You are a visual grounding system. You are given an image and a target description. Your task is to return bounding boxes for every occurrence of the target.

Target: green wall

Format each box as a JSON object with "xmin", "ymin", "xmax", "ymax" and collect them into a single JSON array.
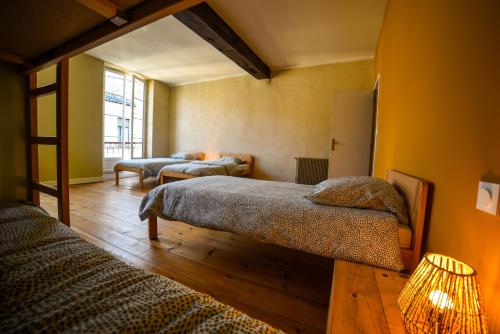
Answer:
[
  {"xmin": 0, "ymin": 61, "xmax": 27, "ymax": 201},
  {"xmin": 37, "ymin": 54, "xmax": 104, "ymax": 183}
]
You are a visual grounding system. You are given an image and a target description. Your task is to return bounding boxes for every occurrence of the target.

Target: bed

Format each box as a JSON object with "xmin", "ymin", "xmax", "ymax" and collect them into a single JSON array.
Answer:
[
  {"xmin": 0, "ymin": 204, "xmax": 280, "ymax": 333},
  {"xmin": 139, "ymin": 170, "xmax": 429, "ymax": 272},
  {"xmin": 114, "ymin": 153, "xmax": 203, "ymax": 188},
  {"xmin": 159, "ymin": 153, "xmax": 253, "ymax": 184}
]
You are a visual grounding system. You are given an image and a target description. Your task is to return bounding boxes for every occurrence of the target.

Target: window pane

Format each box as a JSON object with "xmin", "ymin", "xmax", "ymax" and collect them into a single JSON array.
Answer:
[
  {"xmin": 132, "ymin": 78, "xmax": 145, "ymax": 158},
  {"xmin": 134, "ymin": 79, "xmax": 144, "ymax": 101},
  {"xmin": 105, "ymin": 71, "xmax": 124, "ymax": 96},
  {"xmin": 104, "ymin": 71, "xmax": 124, "ymax": 159}
]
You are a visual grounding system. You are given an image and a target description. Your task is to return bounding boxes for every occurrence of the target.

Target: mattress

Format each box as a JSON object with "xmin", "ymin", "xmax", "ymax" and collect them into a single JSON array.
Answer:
[
  {"xmin": 0, "ymin": 205, "xmax": 280, "ymax": 333},
  {"xmin": 398, "ymin": 223, "xmax": 412, "ymax": 248}
]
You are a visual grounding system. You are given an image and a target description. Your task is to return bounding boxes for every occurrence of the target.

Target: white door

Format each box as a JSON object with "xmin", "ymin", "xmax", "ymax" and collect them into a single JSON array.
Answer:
[{"xmin": 328, "ymin": 91, "xmax": 374, "ymax": 178}]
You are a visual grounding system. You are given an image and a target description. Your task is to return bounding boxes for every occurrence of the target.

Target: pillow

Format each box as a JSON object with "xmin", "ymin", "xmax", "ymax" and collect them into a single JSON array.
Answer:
[
  {"xmin": 192, "ymin": 157, "xmax": 244, "ymax": 166},
  {"xmin": 169, "ymin": 152, "xmax": 203, "ymax": 160},
  {"xmin": 305, "ymin": 176, "xmax": 409, "ymax": 224},
  {"xmin": 220, "ymin": 156, "xmax": 244, "ymax": 165}
]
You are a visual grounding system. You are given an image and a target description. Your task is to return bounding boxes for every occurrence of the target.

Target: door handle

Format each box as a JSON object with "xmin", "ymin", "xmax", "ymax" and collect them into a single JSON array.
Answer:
[{"xmin": 331, "ymin": 138, "xmax": 339, "ymax": 151}]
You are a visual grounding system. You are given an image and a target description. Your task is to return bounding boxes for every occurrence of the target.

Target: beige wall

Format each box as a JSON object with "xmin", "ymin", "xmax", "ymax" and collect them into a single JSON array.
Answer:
[
  {"xmin": 375, "ymin": 0, "xmax": 500, "ymax": 329},
  {"xmin": 146, "ymin": 80, "xmax": 170, "ymax": 158},
  {"xmin": 0, "ymin": 61, "xmax": 27, "ymax": 201},
  {"xmin": 169, "ymin": 60, "xmax": 374, "ymax": 181},
  {"xmin": 38, "ymin": 54, "xmax": 104, "ymax": 183}
]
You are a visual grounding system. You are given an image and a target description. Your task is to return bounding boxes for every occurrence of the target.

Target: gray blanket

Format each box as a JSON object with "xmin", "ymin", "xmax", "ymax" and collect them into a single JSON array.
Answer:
[
  {"xmin": 0, "ymin": 205, "xmax": 280, "ymax": 333},
  {"xmin": 139, "ymin": 176, "xmax": 404, "ymax": 271},
  {"xmin": 115, "ymin": 158, "xmax": 190, "ymax": 177}
]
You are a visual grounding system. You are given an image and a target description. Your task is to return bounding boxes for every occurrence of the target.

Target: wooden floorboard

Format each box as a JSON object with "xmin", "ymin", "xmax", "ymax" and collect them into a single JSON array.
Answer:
[{"xmin": 40, "ymin": 176, "xmax": 333, "ymax": 334}]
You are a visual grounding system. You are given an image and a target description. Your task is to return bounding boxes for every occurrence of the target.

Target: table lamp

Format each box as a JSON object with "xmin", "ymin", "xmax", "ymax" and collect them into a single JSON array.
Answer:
[{"xmin": 398, "ymin": 253, "xmax": 488, "ymax": 333}]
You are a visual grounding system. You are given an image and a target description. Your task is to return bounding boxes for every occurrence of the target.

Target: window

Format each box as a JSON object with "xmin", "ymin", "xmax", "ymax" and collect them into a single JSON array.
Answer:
[{"xmin": 103, "ymin": 69, "xmax": 145, "ymax": 160}]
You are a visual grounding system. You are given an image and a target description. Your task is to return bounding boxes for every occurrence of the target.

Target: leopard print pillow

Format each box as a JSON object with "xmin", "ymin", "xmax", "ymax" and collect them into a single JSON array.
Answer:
[{"xmin": 305, "ymin": 176, "xmax": 409, "ymax": 225}]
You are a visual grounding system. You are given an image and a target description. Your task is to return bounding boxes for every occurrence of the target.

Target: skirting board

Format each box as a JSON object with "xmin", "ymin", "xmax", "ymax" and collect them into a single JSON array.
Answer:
[{"xmin": 41, "ymin": 176, "xmax": 103, "ymax": 187}]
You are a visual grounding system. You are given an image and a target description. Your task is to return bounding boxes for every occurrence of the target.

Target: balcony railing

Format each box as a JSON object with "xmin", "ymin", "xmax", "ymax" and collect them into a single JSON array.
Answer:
[{"xmin": 104, "ymin": 141, "xmax": 143, "ymax": 159}]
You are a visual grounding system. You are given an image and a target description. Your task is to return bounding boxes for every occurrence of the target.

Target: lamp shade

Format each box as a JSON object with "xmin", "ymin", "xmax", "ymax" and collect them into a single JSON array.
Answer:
[{"xmin": 398, "ymin": 253, "xmax": 488, "ymax": 333}]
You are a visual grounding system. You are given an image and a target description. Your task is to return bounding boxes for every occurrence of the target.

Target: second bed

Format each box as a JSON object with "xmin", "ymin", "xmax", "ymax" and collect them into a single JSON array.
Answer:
[{"xmin": 158, "ymin": 153, "xmax": 253, "ymax": 184}]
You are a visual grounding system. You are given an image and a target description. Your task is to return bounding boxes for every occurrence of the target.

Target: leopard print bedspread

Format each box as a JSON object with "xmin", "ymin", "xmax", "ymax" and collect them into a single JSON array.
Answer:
[
  {"xmin": 0, "ymin": 205, "xmax": 281, "ymax": 333},
  {"xmin": 139, "ymin": 176, "xmax": 404, "ymax": 271}
]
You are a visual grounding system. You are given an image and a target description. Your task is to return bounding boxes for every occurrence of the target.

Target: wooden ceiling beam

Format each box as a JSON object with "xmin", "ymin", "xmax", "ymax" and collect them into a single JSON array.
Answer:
[
  {"xmin": 0, "ymin": 50, "xmax": 30, "ymax": 66},
  {"xmin": 77, "ymin": 0, "xmax": 119, "ymax": 19},
  {"xmin": 25, "ymin": 0, "xmax": 202, "ymax": 74},
  {"xmin": 174, "ymin": 2, "xmax": 270, "ymax": 80},
  {"xmin": 77, "ymin": 0, "xmax": 128, "ymax": 27}
]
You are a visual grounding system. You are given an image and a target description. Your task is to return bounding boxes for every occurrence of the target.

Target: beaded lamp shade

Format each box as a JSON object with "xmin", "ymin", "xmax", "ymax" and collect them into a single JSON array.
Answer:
[{"xmin": 398, "ymin": 253, "xmax": 488, "ymax": 333}]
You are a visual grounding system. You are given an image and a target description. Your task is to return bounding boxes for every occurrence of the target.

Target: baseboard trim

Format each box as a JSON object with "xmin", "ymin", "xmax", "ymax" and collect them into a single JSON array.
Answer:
[{"xmin": 41, "ymin": 176, "xmax": 103, "ymax": 186}]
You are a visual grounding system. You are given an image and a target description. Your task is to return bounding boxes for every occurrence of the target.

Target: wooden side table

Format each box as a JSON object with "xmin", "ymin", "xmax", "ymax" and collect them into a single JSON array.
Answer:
[{"xmin": 327, "ymin": 260, "xmax": 410, "ymax": 333}]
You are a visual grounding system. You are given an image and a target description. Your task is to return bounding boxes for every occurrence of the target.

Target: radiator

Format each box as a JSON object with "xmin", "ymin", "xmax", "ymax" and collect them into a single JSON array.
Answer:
[{"xmin": 294, "ymin": 157, "xmax": 329, "ymax": 185}]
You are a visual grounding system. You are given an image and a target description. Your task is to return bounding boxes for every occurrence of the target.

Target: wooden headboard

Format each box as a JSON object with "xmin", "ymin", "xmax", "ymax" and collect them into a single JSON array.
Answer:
[
  {"xmin": 220, "ymin": 153, "xmax": 253, "ymax": 169},
  {"xmin": 387, "ymin": 170, "xmax": 429, "ymax": 271}
]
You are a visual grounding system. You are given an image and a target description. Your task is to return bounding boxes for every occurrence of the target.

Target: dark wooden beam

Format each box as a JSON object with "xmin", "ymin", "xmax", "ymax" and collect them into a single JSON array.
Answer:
[
  {"xmin": 77, "ymin": 0, "xmax": 129, "ymax": 27},
  {"xmin": 30, "ymin": 136, "xmax": 58, "ymax": 145},
  {"xmin": 26, "ymin": 74, "xmax": 40, "ymax": 205},
  {"xmin": 0, "ymin": 50, "xmax": 29, "ymax": 66},
  {"xmin": 56, "ymin": 59, "xmax": 70, "ymax": 226},
  {"xmin": 77, "ymin": 0, "xmax": 119, "ymax": 19},
  {"xmin": 31, "ymin": 182, "xmax": 58, "ymax": 198},
  {"xmin": 25, "ymin": 0, "xmax": 202, "ymax": 74},
  {"xmin": 174, "ymin": 2, "xmax": 270, "ymax": 79},
  {"xmin": 28, "ymin": 83, "xmax": 57, "ymax": 98}
]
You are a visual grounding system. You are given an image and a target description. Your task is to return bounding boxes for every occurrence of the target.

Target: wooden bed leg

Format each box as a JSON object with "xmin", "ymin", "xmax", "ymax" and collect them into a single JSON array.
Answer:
[
  {"xmin": 115, "ymin": 170, "xmax": 119, "ymax": 186},
  {"xmin": 139, "ymin": 174, "xmax": 144, "ymax": 189},
  {"xmin": 148, "ymin": 215, "xmax": 158, "ymax": 240}
]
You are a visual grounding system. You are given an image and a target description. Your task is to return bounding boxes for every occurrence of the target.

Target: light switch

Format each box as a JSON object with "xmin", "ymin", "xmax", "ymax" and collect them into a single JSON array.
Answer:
[{"xmin": 476, "ymin": 181, "xmax": 499, "ymax": 215}]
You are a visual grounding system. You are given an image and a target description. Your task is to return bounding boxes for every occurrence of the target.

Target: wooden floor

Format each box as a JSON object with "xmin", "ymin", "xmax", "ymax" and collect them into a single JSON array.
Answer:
[{"xmin": 40, "ymin": 176, "xmax": 334, "ymax": 334}]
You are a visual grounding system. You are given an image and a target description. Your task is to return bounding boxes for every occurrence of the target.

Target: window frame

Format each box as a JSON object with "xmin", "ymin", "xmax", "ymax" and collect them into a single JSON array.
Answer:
[{"xmin": 103, "ymin": 67, "xmax": 146, "ymax": 161}]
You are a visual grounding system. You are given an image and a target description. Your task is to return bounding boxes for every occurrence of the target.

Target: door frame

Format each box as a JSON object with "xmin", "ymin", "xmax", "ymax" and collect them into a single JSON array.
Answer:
[{"xmin": 369, "ymin": 74, "xmax": 381, "ymax": 176}]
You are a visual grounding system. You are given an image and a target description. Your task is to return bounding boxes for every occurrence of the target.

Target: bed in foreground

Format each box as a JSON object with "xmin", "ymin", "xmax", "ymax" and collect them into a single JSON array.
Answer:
[
  {"xmin": 0, "ymin": 205, "xmax": 280, "ymax": 333},
  {"xmin": 140, "ymin": 170, "xmax": 429, "ymax": 272}
]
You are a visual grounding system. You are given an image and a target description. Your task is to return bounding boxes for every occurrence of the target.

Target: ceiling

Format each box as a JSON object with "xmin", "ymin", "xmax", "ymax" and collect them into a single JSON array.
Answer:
[
  {"xmin": 87, "ymin": 16, "xmax": 246, "ymax": 86},
  {"xmin": 207, "ymin": 0, "xmax": 388, "ymax": 69},
  {"xmin": 87, "ymin": 0, "xmax": 387, "ymax": 86}
]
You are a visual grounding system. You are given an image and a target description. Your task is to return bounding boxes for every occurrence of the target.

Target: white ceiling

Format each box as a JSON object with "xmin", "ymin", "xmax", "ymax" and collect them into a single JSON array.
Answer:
[{"xmin": 86, "ymin": 0, "xmax": 387, "ymax": 86}]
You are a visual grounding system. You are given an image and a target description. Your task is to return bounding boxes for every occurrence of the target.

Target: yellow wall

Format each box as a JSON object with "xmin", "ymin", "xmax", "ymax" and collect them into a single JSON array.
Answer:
[
  {"xmin": 0, "ymin": 62, "xmax": 27, "ymax": 201},
  {"xmin": 146, "ymin": 80, "xmax": 170, "ymax": 158},
  {"xmin": 38, "ymin": 54, "xmax": 104, "ymax": 183},
  {"xmin": 169, "ymin": 60, "xmax": 374, "ymax": 181},
  {"xmin": 375, "ymin": 0, "xmax": 500, "ymax": 329}
]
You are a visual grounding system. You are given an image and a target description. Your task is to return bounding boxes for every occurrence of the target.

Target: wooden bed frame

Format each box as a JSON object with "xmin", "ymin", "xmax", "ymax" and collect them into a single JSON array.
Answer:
[
  {"xmin": 387, "ymin": 170, "xmax": 429, "ymax": 271},
  {"xmin": 115, "ymin": 165, "xmax": 145, "ymax": 189},
  {"xmin": 148, "ymin": 169, "xmax": 429, "ymax": 272},
  {"xmin": 159, "ymin": 153, "xmax": 253, "ymax": 184}
]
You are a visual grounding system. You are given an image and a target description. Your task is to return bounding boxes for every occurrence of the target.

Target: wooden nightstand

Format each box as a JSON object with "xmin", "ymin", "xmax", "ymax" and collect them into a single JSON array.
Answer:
[{"xmin": 327, "ymin": 260, "xmax": 410, "ymax": 333}]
